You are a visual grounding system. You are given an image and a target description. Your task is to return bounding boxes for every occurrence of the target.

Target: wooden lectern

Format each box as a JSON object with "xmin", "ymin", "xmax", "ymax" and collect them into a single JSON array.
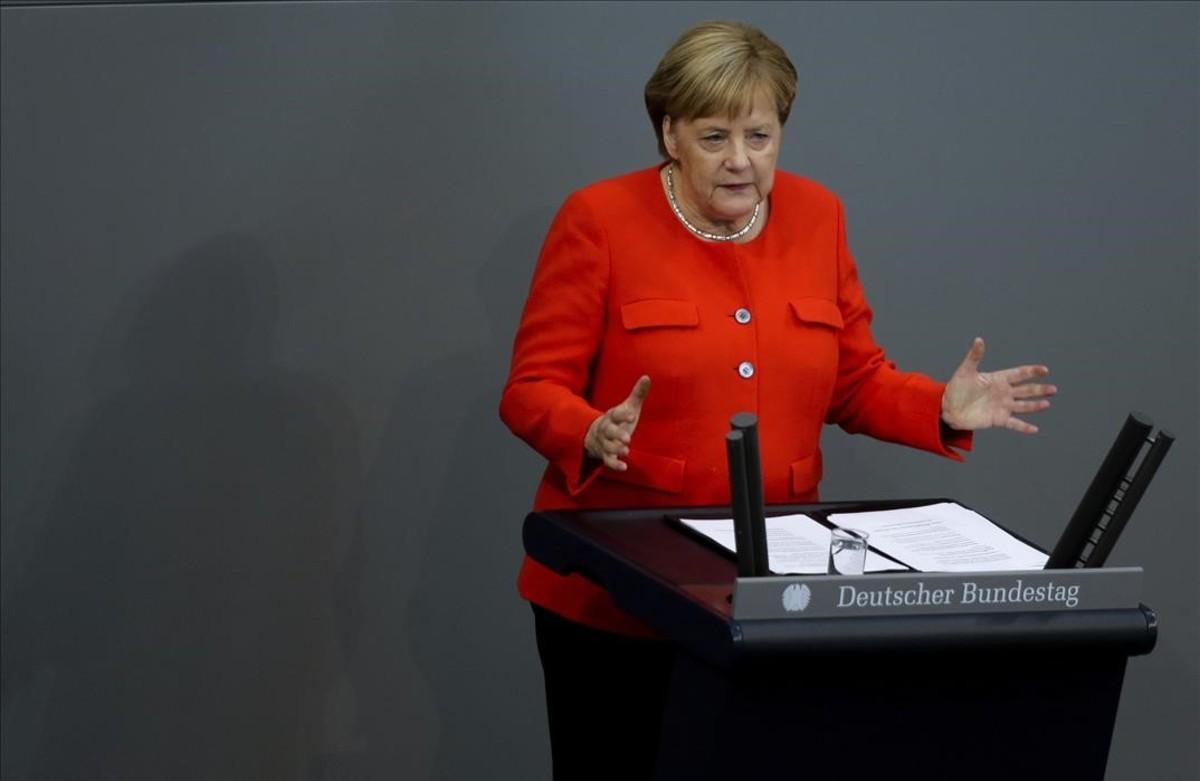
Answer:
[{"xmin": 523, "ymin": 413, "xmax": 1168, "ymax": 779}]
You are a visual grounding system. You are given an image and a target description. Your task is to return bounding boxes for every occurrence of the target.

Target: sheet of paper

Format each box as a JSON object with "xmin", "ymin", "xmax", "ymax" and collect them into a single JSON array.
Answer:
[
  {"xmin": 679, "ymin": 513, "xmax": 905, "ymax": 575},
  {"xmin": 827, "ymin": 502, "xmax": 1048, "ymax": 573}
]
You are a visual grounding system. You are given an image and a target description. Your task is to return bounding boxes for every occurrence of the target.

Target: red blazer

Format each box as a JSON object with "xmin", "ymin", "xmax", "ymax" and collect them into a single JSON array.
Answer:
[{"xmin": 500, "ymin": 166, "xmax": 971, "ymax": 635}]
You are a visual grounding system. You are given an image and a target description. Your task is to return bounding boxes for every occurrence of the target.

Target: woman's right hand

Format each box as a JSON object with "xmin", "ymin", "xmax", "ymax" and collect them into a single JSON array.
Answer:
[{"xmin": 584, "ymin": 375, "xmax": 651, "ymax": 471}]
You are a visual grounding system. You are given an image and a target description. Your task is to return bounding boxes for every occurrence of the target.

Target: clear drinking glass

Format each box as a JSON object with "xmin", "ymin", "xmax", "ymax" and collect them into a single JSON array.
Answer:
[{"xmin": 828, "ymin": 527, "xmax": 869, "ymax": 575}]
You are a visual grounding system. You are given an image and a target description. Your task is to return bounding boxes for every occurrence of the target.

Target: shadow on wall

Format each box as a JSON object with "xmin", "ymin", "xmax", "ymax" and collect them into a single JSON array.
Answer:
[
  {"xmin": 353, "ymin": 210, "xmax": 551, "ymax": 781},
  {"xmin": 1, "ymin": 235, "xmax": 363, "ymax": 781}
]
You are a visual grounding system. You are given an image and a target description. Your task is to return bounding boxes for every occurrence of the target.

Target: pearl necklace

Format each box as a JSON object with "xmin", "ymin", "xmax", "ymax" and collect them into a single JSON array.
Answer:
[{"xmin": 665, "ymin": 164, "xmax": 761, "ymax": 242}]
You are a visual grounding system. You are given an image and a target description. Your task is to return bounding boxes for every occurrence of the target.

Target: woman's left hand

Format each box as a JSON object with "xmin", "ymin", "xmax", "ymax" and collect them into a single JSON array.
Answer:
[{"xmin": 941, "ymin": 337, "xmax": 1057, "ymax": 434}]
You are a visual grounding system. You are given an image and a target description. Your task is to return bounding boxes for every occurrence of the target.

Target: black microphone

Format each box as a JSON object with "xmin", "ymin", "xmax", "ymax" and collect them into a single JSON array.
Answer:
[
  {"xmin": 730, "ymin": 412, "xmax": 769, "ymax": 576},
  {"xmin": 725, "ymin": 431, "xmax": 758, "ymax": 577}
]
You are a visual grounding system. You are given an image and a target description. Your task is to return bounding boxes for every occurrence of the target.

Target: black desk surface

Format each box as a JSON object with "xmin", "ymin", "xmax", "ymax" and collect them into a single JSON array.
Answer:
[{"xmin": 524, "ymin": 499, "xmax": 1157, "ymax": 668}]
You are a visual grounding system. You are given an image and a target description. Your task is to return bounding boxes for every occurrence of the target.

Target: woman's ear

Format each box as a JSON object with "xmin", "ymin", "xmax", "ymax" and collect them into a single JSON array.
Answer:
[{"xmin": 662, "ymin": 116, "xmax": 678, "ymax": 160}]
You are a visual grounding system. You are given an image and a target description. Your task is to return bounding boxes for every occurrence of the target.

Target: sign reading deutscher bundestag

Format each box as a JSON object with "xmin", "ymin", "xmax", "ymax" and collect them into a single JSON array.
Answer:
[{"xmin": 732, "ymin": 567, "xmax": 1142, "ymax": 621}]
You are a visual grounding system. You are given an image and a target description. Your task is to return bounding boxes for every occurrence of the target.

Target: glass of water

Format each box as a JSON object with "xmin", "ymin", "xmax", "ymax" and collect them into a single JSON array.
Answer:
[{"xmin": 828, "ymin": 527, "xmax": 869, "ymax": 575}]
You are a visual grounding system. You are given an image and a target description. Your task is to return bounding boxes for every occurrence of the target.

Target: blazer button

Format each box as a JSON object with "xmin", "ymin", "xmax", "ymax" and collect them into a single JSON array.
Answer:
[
  {"xmin": 734, "ymin": 307, "xmax": 752, "ymax": 324},
  {"xmin": 737, "ymin": 361, "xmax": 755, "ymax": 379}
]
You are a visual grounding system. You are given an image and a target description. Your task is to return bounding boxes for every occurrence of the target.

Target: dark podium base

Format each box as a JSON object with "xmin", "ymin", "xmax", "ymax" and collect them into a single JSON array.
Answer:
[
  {"xmin": 524, "ymin": 503, "xmax": 1154, "ymax": 781},
  {"xmin": 655, "ymin": 649, "xmax": 1126, "ymax": 780}
]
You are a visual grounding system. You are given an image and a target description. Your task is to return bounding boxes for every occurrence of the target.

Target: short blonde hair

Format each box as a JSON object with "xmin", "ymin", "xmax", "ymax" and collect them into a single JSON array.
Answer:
[{"xmin": 644, "ymin": 21, "xmax": 798, "ymax": 158}]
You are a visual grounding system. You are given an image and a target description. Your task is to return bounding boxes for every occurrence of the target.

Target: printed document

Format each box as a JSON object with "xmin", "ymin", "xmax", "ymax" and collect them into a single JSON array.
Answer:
[
  {"xmin": 827, "ymin": 502, "xmax": 1048, "ymax": 572},
  {"xmin": 679, "ymin": 514, "xmax": 905, "ymax": 575}
]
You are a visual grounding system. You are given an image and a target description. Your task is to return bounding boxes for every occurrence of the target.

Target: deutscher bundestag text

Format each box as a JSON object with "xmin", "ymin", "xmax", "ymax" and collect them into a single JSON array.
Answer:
[{"xmin": 837, "ymin": 580, "xmax": 1081, "ymax": 609}]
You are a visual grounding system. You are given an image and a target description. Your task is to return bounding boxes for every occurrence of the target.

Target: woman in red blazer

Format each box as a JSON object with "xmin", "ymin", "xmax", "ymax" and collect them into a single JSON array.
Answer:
[{"xmin": 500, "ymin": 20, "xmax": 1055, "ymax": 778}]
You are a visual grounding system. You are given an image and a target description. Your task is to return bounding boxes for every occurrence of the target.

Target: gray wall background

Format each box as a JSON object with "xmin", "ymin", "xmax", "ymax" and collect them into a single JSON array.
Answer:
[{"xmin": 2, "ymin": 1, "xmax": 1195, "ymax": 779}]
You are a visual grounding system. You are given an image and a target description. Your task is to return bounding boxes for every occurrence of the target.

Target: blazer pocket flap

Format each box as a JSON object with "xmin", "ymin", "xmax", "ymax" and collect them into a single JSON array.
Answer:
[
  {"xmin": 790, "ymin": 451, "xmax": 824, "ymax": 495},
  {"xmin": 601, "ymin": 449, "xmax": 686, "ymax": 494},
  {"xmin": 621, "ymin": 299, "xmax": 700, "ymax": 330},
  {"xmin": 790, "ymin": 298, "xmax": 844, "ymax": 329}
]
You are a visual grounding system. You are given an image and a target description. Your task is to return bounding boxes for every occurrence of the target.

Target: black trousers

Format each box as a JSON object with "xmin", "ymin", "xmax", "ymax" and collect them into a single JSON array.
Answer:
[{"xmin": 532, "ymin": 606, "xmax": 676, "ymax": 781}]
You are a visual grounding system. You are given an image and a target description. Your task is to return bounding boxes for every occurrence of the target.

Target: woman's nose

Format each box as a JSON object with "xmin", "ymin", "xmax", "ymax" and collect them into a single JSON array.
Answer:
[{"xmin": 725, "ymin": 139, "xmax": 750, "ymax": 170}]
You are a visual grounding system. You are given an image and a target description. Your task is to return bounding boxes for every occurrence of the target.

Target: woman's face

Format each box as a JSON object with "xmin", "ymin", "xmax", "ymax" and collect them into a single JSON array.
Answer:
[{"xmin": 663, "ymin": 90, "xmax": 781, "ymax": 229}]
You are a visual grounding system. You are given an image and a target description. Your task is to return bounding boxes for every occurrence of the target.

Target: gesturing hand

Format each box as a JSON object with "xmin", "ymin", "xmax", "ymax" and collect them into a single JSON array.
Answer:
[
  {"xmin": 941, "ymin": 338, "xmax": 1057, "ymax": 434},
  {"xmin": 585, "ymin": 375, "xmax": 651, "ymax": 471}
]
